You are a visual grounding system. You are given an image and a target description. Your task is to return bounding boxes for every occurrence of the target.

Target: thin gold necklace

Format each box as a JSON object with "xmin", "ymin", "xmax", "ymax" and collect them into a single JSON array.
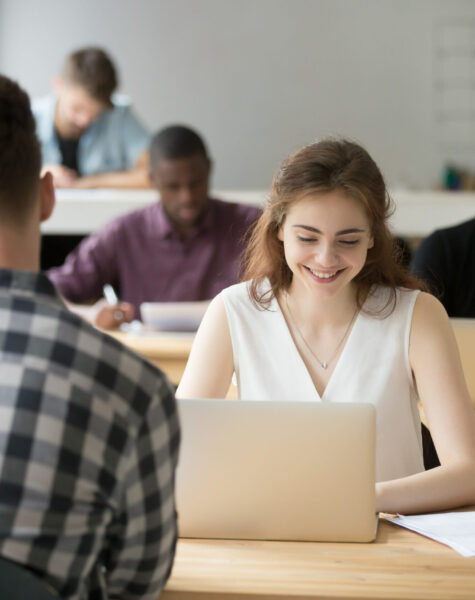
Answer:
[{"xmin": 285, "ymin": 294, "xmax": 359, "ymax": 370}]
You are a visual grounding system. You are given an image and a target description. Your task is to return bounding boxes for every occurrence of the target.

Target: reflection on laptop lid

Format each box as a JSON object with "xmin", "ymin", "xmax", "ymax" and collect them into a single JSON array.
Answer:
[{"xmin": 176, "ymin": 399, "xmax": 377, "ymax": 542}]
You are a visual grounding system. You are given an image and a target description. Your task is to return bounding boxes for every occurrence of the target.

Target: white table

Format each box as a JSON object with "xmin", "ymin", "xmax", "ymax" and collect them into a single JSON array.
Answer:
[{"xmin": 42, "ymin": 188, "xmax": 475, "ymax": 238}]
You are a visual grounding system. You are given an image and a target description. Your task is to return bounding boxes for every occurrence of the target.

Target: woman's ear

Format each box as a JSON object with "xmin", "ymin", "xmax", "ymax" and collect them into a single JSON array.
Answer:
[{"xmin": 277, "ymin": 226, "xmax": 284, "ymax": 242}]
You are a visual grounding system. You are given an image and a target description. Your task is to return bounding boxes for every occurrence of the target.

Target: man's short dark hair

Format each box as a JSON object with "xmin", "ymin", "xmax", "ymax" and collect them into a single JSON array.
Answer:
[
  {"xmin": 62, "ymin": 47, "xmax": 118, "ymax": 104},
  {"xmin": 0, "ymin": 75, "xmax": 41, "ymax": 223},
  {"xmin": 150, "ymin": 125, "xmax": 209, "ymax": 164}
]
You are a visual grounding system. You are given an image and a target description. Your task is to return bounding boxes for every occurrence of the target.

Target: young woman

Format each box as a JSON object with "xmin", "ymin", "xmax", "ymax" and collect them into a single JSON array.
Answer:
[{"xmin": 177, "ymin": 138, "xmax": 475, "ymax": 514}]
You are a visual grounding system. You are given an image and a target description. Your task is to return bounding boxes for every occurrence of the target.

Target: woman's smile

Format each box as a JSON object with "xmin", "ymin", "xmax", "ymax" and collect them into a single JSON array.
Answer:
[
  {"xmin": 278, "ymin": 190, "xmax": 374, "ymax": 298},
  {"xmin": 304, "ymin": 265, "xmax": 346, "ymax": 284}
]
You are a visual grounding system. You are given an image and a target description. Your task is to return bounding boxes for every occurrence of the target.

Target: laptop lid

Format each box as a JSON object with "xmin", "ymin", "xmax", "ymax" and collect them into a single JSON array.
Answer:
[{"xmin": 176, "ymin": 399, "xmax": 376, "ymax": 542}]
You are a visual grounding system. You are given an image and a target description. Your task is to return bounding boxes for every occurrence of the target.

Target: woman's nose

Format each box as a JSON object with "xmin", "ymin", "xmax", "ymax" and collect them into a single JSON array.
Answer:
[{"xmin": 315, "ymin": 242, "xmax": 338, "ymax": 266}]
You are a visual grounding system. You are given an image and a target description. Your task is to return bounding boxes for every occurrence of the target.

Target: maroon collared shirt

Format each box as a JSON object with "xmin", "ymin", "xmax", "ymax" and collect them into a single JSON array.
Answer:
[{"xmin": 47, "ymin": 198, "xmax": 261, "ymax": 318}]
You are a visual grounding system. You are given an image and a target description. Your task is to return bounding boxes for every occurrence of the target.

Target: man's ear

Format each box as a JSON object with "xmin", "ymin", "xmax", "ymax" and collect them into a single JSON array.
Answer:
[{"xmin": 39, "ymin": 171, "xmax": 55, "ymax": 222}]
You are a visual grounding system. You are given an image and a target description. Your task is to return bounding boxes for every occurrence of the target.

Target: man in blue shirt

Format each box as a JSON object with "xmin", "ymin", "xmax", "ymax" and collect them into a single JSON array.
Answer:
[{"xmin": 33, "ymin": 47, "xmax": 150, "ymax": 188}]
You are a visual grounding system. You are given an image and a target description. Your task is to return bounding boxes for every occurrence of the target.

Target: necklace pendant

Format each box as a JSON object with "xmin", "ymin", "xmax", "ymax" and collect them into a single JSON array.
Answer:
[{"xmin": 321, "ymin": 362, "xmax": 328, "ymax": 369}]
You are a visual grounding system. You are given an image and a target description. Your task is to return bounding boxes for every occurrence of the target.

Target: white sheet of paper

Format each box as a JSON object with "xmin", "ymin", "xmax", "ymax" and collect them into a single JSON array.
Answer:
[{"xmin": 384, "ymin": 511, "xmax": 475, "ymax": 557}]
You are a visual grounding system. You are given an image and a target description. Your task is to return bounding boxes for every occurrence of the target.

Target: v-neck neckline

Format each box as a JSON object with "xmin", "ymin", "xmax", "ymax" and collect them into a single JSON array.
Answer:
[{"xmin": 273, "ymin": 293, "xmax": 364, "ymax": 401}]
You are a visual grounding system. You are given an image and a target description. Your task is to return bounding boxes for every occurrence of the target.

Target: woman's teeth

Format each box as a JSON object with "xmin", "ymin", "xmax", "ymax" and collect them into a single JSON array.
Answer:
[{"xmin": 309, "ymin": 269, "xmax": 337, "ymax": 279}]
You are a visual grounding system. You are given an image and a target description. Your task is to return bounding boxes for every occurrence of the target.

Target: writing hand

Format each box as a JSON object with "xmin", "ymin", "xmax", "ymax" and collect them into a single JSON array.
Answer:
[{"xmin": 93, "ymin": 299, "xmax": 135, "ymax": 329}]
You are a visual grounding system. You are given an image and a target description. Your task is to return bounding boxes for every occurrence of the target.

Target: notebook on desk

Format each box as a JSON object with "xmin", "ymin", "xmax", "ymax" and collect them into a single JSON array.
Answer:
[{"xmin": 176, "ymin": 399, "xmax": 377, "ymax": 542}]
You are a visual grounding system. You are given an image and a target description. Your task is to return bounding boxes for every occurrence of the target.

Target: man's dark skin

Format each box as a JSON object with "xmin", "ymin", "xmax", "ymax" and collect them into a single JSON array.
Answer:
[{"xmin": 90, "ymin": 152, "xmax": 215, "ymax": 329}]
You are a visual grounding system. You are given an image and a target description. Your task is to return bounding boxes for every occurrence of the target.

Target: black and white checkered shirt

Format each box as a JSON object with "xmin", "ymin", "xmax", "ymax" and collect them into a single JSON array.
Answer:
[{"xmin": 0, "ymin": 269, "xmax": 180, "ymax": 599}]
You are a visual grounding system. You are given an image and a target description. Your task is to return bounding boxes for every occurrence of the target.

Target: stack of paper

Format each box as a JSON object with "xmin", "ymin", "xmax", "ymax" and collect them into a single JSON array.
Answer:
[{"xmin": 385, "ymin": 511, "xmax": 475, "ymax": 557}]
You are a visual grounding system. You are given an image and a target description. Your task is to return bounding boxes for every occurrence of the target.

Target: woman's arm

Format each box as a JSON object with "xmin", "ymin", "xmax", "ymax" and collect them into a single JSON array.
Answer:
[
  {"xmin": 176, "ymin": 294, "xmax": 235, "ymax": 399},
  {"xmin": 377, "ymin": 292, "xmax": 475, "ymax": 514}
]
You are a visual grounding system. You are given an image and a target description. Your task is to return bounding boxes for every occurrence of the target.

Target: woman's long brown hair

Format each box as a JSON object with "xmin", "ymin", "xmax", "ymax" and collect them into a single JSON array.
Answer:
[{"xmin": 242, "ymin": 138, "xmax": 423, "ymax": 312}]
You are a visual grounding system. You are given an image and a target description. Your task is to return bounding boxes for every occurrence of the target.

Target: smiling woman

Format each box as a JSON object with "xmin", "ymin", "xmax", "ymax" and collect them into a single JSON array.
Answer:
[
  {"xmin": 177, "ymin": 137, "xmax": 475, "ymax": 516},
  {"xmin": 277, "ymin": 191, "xmax": 374, "ymax": 299}
]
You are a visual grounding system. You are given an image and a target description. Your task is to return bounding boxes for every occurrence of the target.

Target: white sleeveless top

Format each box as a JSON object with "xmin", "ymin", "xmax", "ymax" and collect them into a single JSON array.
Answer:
[{"xmin": 221, "ymin": 280, "xmax": 424, "ymax": 482}]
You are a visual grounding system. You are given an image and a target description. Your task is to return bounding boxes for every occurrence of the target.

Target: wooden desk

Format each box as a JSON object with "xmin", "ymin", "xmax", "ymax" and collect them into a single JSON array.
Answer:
[
  {"xmin": 162, "ymin": 517, "xmax": 475, "ymax": 600},
  {"xmin": 110, "ymin": 331, "xmax": 194, "ymax": 385}
]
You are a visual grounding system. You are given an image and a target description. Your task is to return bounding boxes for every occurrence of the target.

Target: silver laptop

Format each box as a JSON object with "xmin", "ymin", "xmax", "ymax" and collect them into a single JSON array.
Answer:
[{"xmin": 176, "ymin": 399, "xmax": 377, "ymax": 542}]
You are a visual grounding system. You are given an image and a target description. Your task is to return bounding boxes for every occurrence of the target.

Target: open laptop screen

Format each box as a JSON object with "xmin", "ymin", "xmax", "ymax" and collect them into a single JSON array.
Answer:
[{"xmin": 176, "ymin": 399, "xmax": 377, "ymax": 542}]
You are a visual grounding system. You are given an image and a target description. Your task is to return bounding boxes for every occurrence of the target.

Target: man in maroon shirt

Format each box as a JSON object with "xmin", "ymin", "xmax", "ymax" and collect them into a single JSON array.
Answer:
[{"xmin": 47, "ymin": 125, "xmax": 261, "ymax": 328}]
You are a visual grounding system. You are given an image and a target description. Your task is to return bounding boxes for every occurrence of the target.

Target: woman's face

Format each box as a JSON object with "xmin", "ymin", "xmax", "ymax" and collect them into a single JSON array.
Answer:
[{"xmin": 277, "ymin": 190, "xmax": 374, "ymax": 299}]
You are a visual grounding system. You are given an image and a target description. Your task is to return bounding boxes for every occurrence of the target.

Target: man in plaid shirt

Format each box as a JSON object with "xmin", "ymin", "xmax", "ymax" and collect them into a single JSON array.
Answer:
[{"xmin": 0, "ymin": 75, "xmax": 180, "ymax": 599}]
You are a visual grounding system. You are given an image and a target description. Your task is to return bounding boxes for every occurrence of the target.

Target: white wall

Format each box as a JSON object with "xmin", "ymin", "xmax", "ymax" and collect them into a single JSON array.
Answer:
[{"xmin": 1, "ymin": 0, "xmax": 474, "ymax": 189}]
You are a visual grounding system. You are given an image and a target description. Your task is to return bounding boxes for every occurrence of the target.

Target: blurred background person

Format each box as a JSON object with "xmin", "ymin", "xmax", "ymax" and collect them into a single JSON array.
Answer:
[
  {"xmin": 47, "ymin": 125, "xmax": 262, "ymax": 328},
  {"xmin": 411, "ymin": 217, "xmax": 475, "ymax": 318},
  {"xmin": 33, "ymin": 46, "xmax": 150, "ymax": 189}
]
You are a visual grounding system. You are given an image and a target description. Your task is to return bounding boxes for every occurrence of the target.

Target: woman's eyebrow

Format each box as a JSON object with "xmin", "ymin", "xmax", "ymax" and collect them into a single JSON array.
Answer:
[{"xmin": 292, "ymin": 224, "xmax": 367, "ymax": 234}]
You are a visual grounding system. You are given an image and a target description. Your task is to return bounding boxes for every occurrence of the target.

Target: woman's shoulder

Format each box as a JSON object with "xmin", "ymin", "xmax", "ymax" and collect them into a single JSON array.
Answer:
[
  {"xmin": 362, "ymin": 285, "xmax": 420, "ymax": 320},
  {"xmin": 220, "ymin": 278, "xmax": 274, "ymax": 312},
  {"xmin": 363, "ymin": 285, "xmax": 420, "ymax": 318},
  {"xmin": 221, "ymin": 278, "xmax": 271, "ymax": 298},
  {"xmin": 368, "ymin": 287, "xmax": 448, "ymax": 332},
  {"xmin": 220, "ymin": 280, "xmax": 252, "ymax": 301},
  {"xmin": 369, "ymin": 283, "xmax": 420, "ymax": 298},
  {"xmin": 412, "ymin": 290, "xmax": 449, "ymax": 326}
]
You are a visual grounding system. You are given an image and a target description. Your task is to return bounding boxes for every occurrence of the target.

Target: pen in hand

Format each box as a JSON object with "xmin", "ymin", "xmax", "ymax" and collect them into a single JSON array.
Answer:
[
  {"xmin": 103, "ymin": 284, "xmax": 120, "ymax": 308},
  {"xmin": 103, "ymin": 283, "xmax": 126, "ymax": 321},
  {"xmin": 98, "ymin": 284, "xmax": 134, "ymax": 329}
]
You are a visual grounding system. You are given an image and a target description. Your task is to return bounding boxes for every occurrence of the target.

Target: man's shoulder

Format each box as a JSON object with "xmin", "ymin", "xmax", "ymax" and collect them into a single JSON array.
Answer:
[
  {"xmin": 70, "ymin": 203, "xmax": 158, "ymax": 260},
  {"xmin": 211, "ymin": 197, "xmax": 262, "ymax": 221},
  {"xmin": 73, "ymin": 310, "xmax": 173, "ymax": 406},
  {"xmin": 87, "ymin": 95, "xmax": 149, "ymax": 160},
  {"xmin": 31, "ymin": 94, "xmax": 56, "ymax": 114},
  {"xmin": 31, "ymin": 95, "xmax": 56, "ymax": 136},
  {"xmin": 98, "ymin": 94, "xmax": 136, "ymax": 123},
  {"xmin": 95, "ymin": 325, "xmax": 171, "ymax": 394},
  {"xmin": 106, "ymin": 202, "xmax": 158, "ymax": 232},
  {"xmin": 111, "ymin": 93, "xmax": 133, "ymax": 109},
  {"xmin": 439, "ymin": 217, "xmax": 475, "ymax": 241},
  {"xmin": 46, "ymin": 304, "xmax": 171, "ymax": 413},
  {"xmin": 418, "ymin": 217, "xmax": 475, "ymax": 258}
]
